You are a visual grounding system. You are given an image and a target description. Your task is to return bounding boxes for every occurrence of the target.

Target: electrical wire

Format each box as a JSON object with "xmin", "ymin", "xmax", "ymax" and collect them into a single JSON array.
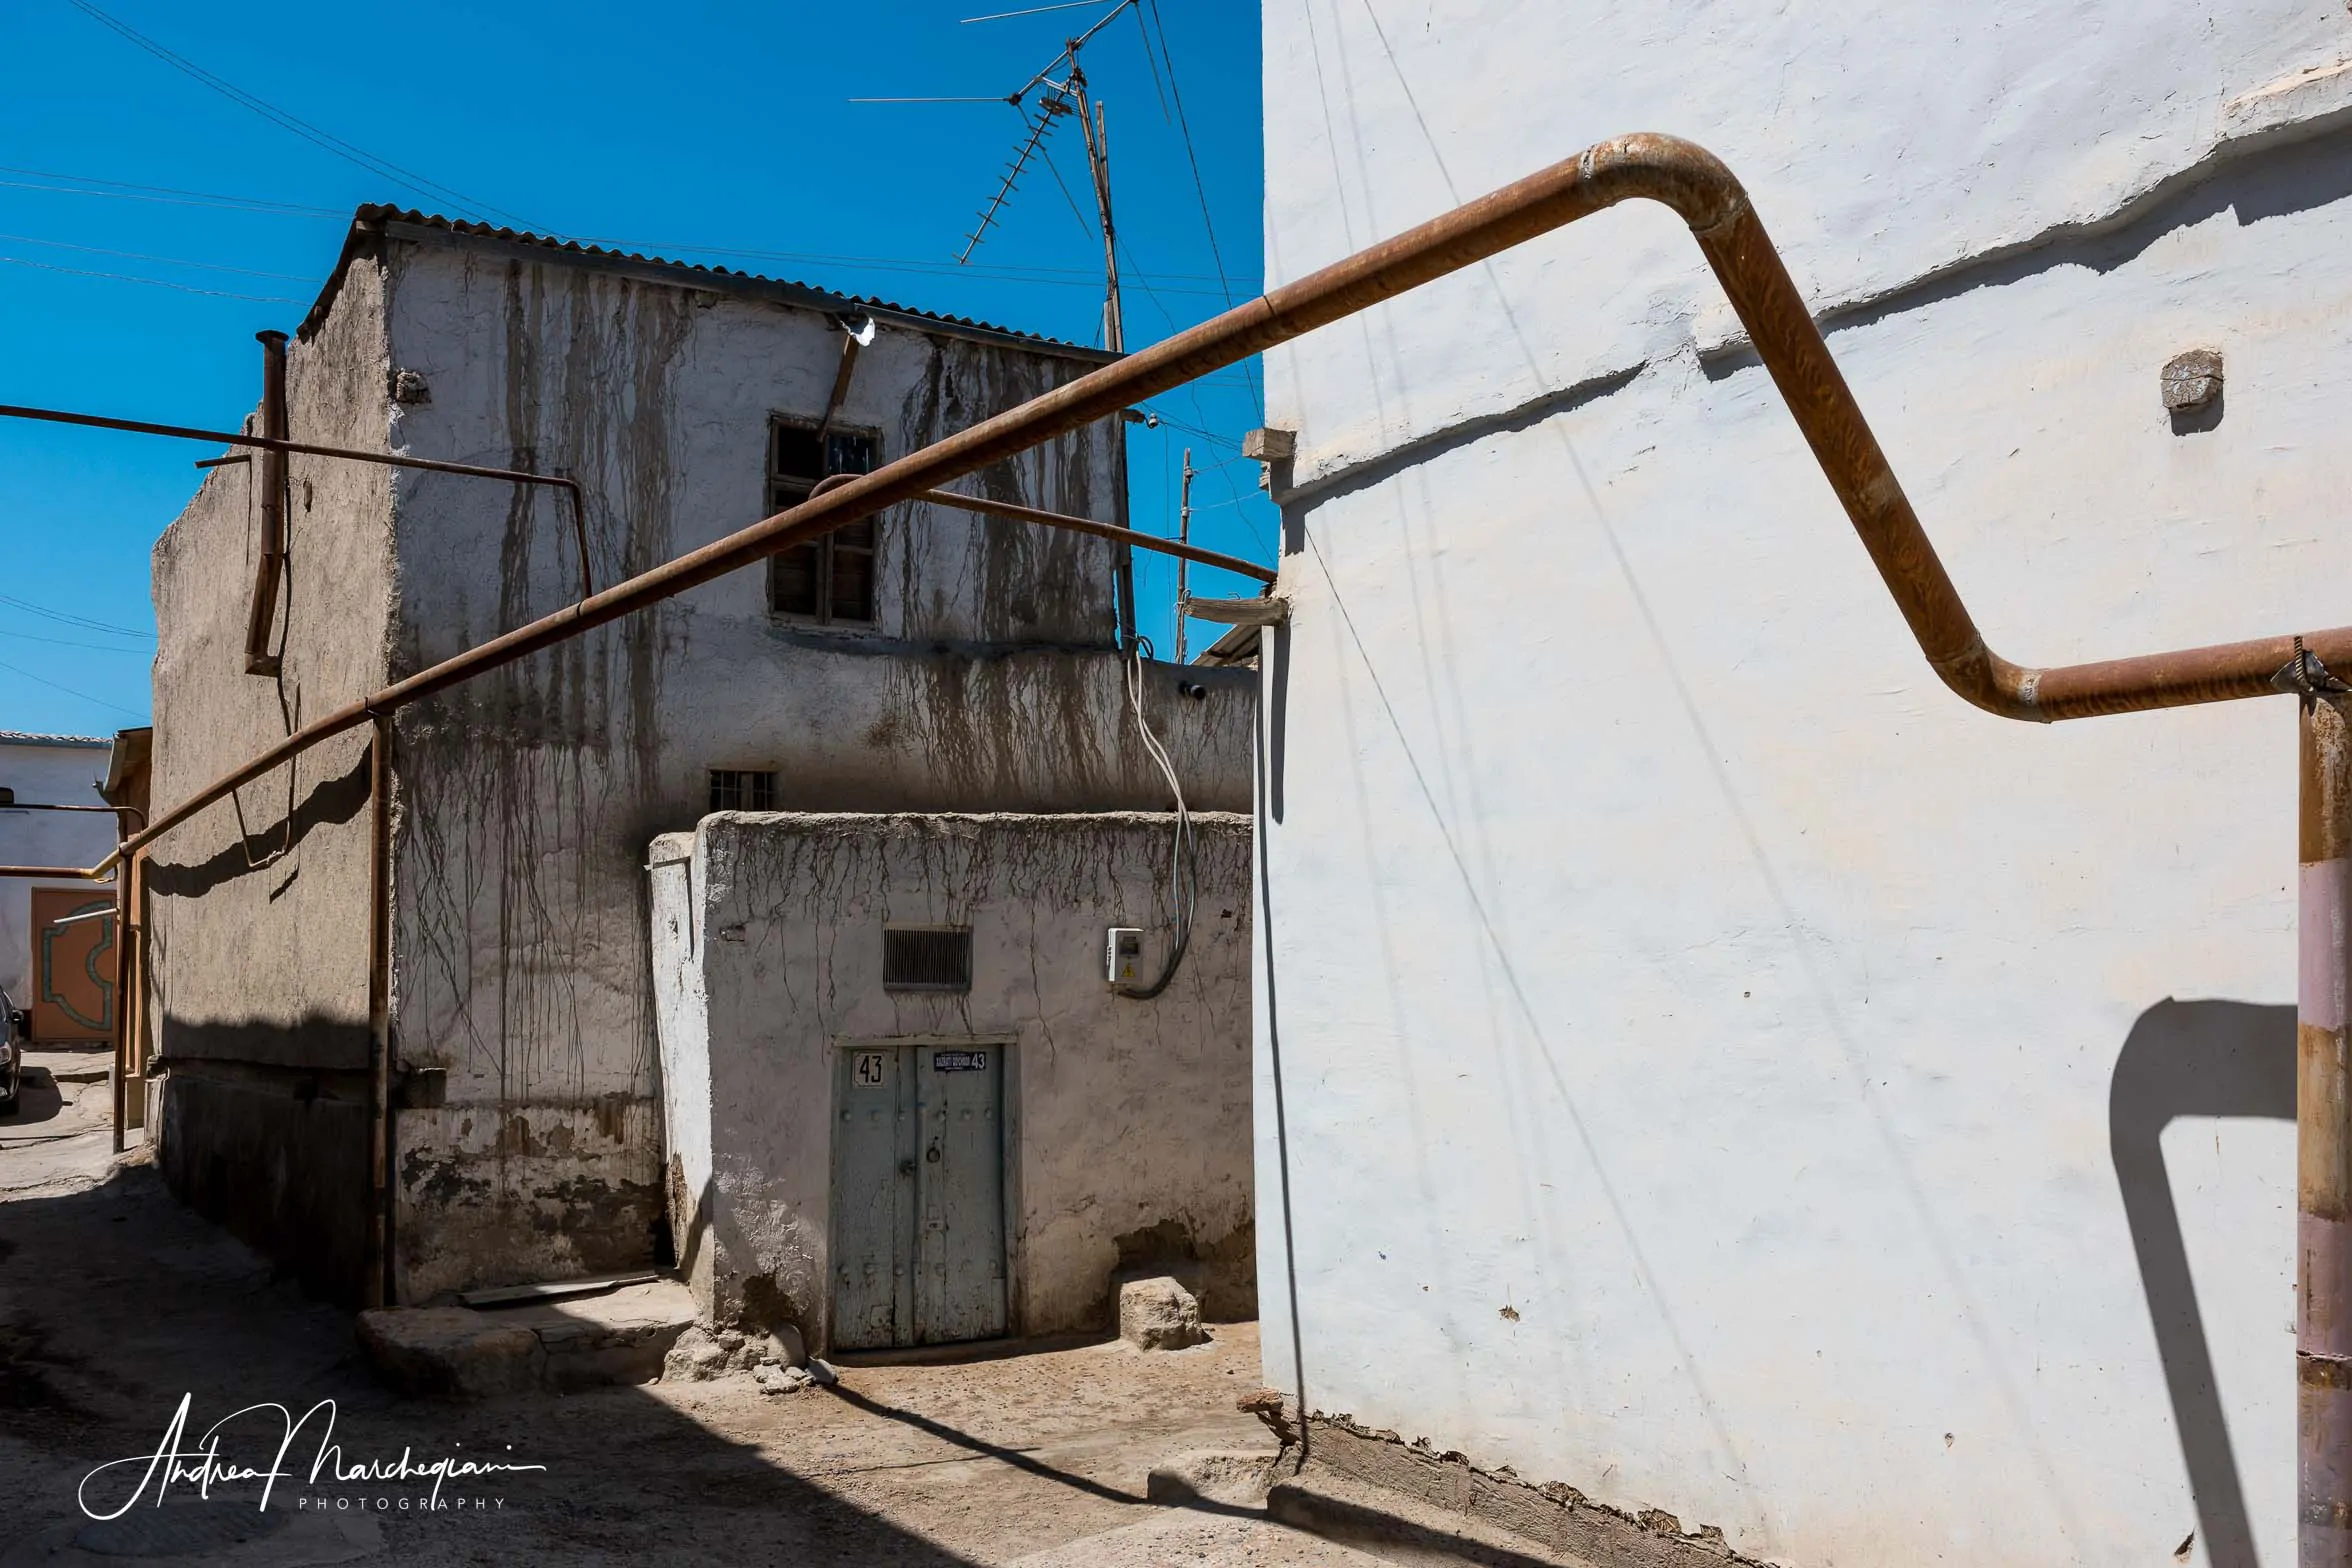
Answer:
[
  {"xmin": 0, "ymin": 595, "xmax": 153, "ymax": 639},
  {"xmin": 1143, "ymin": 0, "xmax": 1262, "ymax": 417},
  {"xmin": 1130, "ymin": 2, "xmax": 1173, "ymax": 122},
  {"xmin": 0, "ymin": 626, "xmax": 155, "ymax": 654},
  {"xmin": 63, "ymin": 0, "xmax": 539, "ymax": 231},
  {"xmin": 1113, "ymin": 636, "xmax": 1196, "ymax": 1000},
  {"xmin": 0, "ymin": 161, "xmax": 1253, "ymax": 295},
  {"xmin": 0, "ymin": 251, "xmax": 301, "ymax": 304},
  {"xmin": 0, "ymin": 230, "xmax": 315, "ymax": 282},
  {"xmin": 0, "ymin": 655, "xmax": 150, "ymax": 721},
  {"xmin": 0, "ymin": 164, "xmax": 341, "ymax": 216}
]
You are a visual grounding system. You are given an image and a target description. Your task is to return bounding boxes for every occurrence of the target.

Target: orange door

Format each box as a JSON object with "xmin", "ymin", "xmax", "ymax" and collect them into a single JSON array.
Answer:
[{"xmin": 29, "ymin": 886, "xmax": 114, "ymax": 1043}]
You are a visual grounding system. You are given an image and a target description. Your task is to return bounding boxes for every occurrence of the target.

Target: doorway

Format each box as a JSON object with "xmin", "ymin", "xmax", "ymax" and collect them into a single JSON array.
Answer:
[{"xmin": 829, "ymin": 1040, "xmax": 1008, "ymax": 1351}]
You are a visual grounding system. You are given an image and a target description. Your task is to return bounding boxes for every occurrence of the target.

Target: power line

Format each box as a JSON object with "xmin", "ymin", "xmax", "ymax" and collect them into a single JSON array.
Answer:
[
  {"xmin": 0, "ymin": 252, "xmax": 302, "ymax": 304},
  {"xmin": 0, "ymin": 163, "xmax": 341, "ymax": 216},
  {"xmin": 1129, "ymin": 2, "xmax": 1173, "ymax": 123},
  {"xmin": 1143, "ymin": 0, "xmax": 1262, "ymax": 417},
  {"xmin": 0, "ymin": 230, "xmax": 316, "ymax": 282},
  {"xmin": 0, "ymin": 625, "xmax": 156, "ymax": 654},
  {"xmin": 63, "ymin": 0, "xmax": 538, "ymax": 230},
  {"xmin": 0, "ymin": 162, "xmax": 1259, "ymax": 292},
  {"xmin": 0, "ymin": 655, "xmax": 150, "ymax": 721},
  {"xmin": 0, "ymin": 595, "xmax": 153, "ymax": 639},
  {"xmin": 961, "ymin": 0, "xmax": 1105, "ymax": 20}
]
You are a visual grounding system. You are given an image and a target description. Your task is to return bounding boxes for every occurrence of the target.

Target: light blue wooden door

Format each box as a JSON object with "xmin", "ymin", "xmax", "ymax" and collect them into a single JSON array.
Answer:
[
  {"xmin": 912, "ymin": 1045, "xmax": 1006, "ymax": 1344},
  {"xmin": 829, "ymin": 1046, "xmax": 915, "ymax": 1350}
]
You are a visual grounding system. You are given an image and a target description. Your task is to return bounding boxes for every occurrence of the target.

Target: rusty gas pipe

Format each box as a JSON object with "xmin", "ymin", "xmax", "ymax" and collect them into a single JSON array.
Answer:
[
  {"xmin": 0, "ymin": 803, "xmax": 143, "ymax": 1152},
  {"xmin": 245, "ymin": 330, "xmax": 290, "ymax": 676},
  {"xmin": 2304, "ymin": 665, "xmax": 2352, "ymax": 1561},
  {"xmin": 4, "ymin": 136, "xmax": 2347, "ymax": 1540}
]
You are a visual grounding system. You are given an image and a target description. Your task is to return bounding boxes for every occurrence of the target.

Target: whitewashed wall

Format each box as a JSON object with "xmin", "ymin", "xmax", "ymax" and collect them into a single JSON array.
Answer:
[
  {"xmin": 1257, "ymin": 3, "xmax": 2352, "ymax": 1563},
  {"xmin": 0, "ymin": 739, "xmax": 116, "ymax": 1001},
  {"xmin": 378, "ymin": 235, "xmax": 1254, "ymax": 1301},
  {"xmin": 649, "ymin": 811, "xmax": 1256, "ymax": 1348}
]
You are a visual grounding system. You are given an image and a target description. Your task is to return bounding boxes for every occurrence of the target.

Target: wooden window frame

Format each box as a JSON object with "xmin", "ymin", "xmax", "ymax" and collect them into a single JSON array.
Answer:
[{"xmin": 766, "ymin": 416, "xmax": 881, "ymax": 627}]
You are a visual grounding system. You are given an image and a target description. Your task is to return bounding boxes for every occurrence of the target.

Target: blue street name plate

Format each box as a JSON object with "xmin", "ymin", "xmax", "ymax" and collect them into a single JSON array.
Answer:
[{"xmin": 932, "ymin": 1050, "xmax": 989, "ymax": 1073}]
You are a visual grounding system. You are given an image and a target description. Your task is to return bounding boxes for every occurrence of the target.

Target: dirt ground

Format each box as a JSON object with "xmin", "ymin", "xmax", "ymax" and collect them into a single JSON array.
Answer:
[{"xmin": 0, "ymin": 1058, "xmax": 1325, "ymax": 1566}]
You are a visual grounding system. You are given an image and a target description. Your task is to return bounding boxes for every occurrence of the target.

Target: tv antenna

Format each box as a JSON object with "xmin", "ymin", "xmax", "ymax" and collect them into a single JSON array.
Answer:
[
  {"xmin": 854, "ymin": 0, "xmax": 1160, "ymax": 646},
  {"xmin": 955, "ymin": 0, "xmax": 1143, "ymax": 352}
]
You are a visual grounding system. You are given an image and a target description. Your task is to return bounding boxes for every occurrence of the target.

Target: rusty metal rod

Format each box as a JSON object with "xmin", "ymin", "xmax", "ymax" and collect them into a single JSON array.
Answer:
[
  {"xmin": 364, "ymin": 715, "xmax": 393, "ymax": 1309},
  {"xmin": 0, "ymin": 400, "xmax": 595, "ymax": 603},
  {"xmin": 126, "ymin": 850, "xmax": 145, "ymax": 1118},
  {"xmin": 0, "ymin": 801, "xmax": 147, "ymax": 829},
  {"xmin": 0, "ymin": 802, "xmax": 145, "ymax": 1147},
  {"xmin": 108, "ymin": 859, "xmax": 130, "ymax": 1155},
  {"xmin": 0, "ymin": 865, "xmax": 114, "ymax": 880},
  {"xmin": 916, "ymin": 488, "xmax": 1277, "ymax": 584},
  {"xmin": 2306, "ymin": 689, "xmax": 2352, "ymax": 1560},
  {"xmin": 43, "ymin": 129, "xmax": 2347, "ymax": 888},
  {"xmin": 0, "ymin": 133, "xmax": 2341, "ymax": 1543},
  {"xmin": 247, "ymin": 330, "xmax": 291, "ymax": 676}
]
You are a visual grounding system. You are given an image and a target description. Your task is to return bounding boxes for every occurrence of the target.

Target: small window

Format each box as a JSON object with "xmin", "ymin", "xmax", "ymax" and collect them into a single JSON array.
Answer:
[
  {"xmin": 883, "ymin": 926, "xmax": 972, "ymax": 993},
  {"xmin": 768, "ymin": 420, "xmax": 880, "ymax": 626},
  {"xmin": 708, "ymin": 769, "xmax": 777, "ymax": 812}
]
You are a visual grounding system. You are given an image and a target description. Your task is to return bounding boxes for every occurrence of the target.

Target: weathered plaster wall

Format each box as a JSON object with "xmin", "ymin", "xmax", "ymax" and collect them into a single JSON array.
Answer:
[
  {"xmin": 379, "ymin": 238, "xmax": 1254, "ymax": 1300},
  {"xmin": 1264, "ymin": 0, "xmax": 2352, "ymax": 488},
  {"xmin": 1257, "ymin": 5, "xmax": 2352, "ymax": 1565},
  {"xmin": 650, "ymin": 812, "xmax": 1254, "ymax": 1350},
  {"xmin": 144, "ymin": 254, "xmax": 392, "ymax": 1303},
  {"xmin": 0, "ymin": 739, "xmax": 117, "ymax": 1001}
]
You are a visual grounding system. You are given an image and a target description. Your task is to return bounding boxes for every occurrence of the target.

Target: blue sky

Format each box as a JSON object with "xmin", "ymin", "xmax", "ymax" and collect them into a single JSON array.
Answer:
[{"xmin": 0, "ymin": 0, "xmax": 1270, "ymax": 737}]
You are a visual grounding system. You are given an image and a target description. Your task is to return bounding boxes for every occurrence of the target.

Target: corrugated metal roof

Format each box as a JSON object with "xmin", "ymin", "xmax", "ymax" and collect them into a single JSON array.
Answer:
[
  {"xmin": 0, "ymin": 732, "xmax": 113, "ymax": 748},
  {"xmin": 301, "ymin": 205, "xmax": 1120, "ymax": 363}
]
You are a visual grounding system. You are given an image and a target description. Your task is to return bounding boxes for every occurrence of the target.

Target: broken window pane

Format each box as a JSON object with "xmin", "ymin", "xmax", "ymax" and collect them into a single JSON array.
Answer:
[{"xmin": 774, "ymin": 425, "xmax": 825, "ymax": 481}]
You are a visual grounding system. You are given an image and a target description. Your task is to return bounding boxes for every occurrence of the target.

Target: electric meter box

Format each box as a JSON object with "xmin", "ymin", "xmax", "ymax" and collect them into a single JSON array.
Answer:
[{"xmin": 1106, "ymin": 927, "xmax": 1143, "ymax": 985}]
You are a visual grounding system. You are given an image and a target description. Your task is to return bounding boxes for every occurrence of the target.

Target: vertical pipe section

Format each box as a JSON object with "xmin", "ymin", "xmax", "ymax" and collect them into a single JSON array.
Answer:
[
  {"xmin": 364, "ymin": 715, "xmax": 393, "ymax": 1309},
  {"xmin": 2303, "ymin": 688, "xmax": 2352, "ymax": 1564},
  {"xmin": 108, "ymin": 867, "xmax": 129, "ymax": 1156},
  {"xmin": 1176, "ymin": 447, "xmax": 1193, "ymax": 664},
  {"xmin": 245, "ymin": 330, "xmax": 290, "ymax": 677},
  {"xmin": 127, "ymin": 851, "xmax": 144, "ymax": 1120}
]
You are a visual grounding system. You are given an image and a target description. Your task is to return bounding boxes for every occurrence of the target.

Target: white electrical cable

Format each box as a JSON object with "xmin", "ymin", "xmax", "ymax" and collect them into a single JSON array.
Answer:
[{"xmin": 1116, "ymin": 639, "xmax": 1196, "ymax": 999}]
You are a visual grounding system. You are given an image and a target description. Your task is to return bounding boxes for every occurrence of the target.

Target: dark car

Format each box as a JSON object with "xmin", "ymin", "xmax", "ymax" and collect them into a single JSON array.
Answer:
[{"xmin": 0, "ymin": 986, "xmax": 24, "ymax": 1113}]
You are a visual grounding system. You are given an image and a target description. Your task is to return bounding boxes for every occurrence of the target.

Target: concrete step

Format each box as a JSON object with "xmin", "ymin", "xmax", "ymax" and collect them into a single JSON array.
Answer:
[{"xmin": 358, "ymin": 1278, "xmax": 697, "ymax": 1399}]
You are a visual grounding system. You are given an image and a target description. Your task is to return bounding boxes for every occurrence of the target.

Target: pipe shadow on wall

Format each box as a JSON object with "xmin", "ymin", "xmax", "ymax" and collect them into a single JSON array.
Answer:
[
  {"xmin": 1705, "ymin": 119, "xmax": 2352, "ymax": 384},
  {"xmin": 2110, "ymin": 997, "xmax": 2294, "ymax": 1568},
  {"xmin": 140, "ymin": 747, "xmax": 372, "ymax": 900}
]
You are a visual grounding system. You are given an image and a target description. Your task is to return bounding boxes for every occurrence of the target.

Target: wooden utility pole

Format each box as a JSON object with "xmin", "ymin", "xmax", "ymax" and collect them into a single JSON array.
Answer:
[{"xmin": 1175, "ymin": 448, "xmax": 1193, "ymax": 664}]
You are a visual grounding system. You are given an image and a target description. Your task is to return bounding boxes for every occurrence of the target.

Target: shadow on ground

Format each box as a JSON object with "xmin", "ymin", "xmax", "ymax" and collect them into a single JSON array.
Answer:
[
  {"xmin": 0, "ymin": 1069, "xmax": 66, "ymax": 1130},
  {"xmin": 0, "ymin": 1164, "xmax": 981, "ymax": 1566}
]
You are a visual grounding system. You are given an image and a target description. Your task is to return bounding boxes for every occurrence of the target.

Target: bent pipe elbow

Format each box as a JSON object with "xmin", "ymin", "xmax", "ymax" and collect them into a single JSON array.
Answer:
[
  {"xmin": 1570, "ymin": 133, "xmax": 2352, "ymax": 725},
  {"xmin": 95, "ymin": 133, "xmax": 2339, "ymax": 873}
]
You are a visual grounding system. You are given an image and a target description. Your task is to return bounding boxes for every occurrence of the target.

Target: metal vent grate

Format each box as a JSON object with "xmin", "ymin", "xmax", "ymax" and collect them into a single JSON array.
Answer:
[{"xmin": 883, "ymin": 926, "xmax": 972, "ymax": 993}]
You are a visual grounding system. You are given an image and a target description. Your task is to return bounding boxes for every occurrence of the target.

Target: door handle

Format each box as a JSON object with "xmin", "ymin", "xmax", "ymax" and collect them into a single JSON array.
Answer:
[{"xmin": 926, "ymin": 1145, "xmax": 942, "ymax": 1164}]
